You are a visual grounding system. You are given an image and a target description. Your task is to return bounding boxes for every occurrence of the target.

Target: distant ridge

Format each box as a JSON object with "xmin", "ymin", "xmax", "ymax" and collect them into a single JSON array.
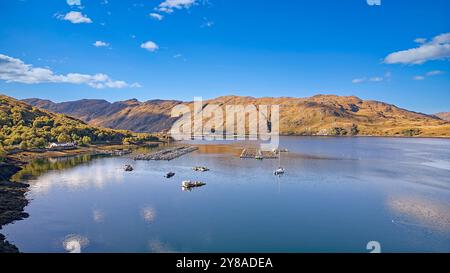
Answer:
[
  {"xmin": 23, "ymin": 95, "xmax": 450, "ymax": 137},
  {"xmin": 435, "ymin": 112, "xmax": 450, "ymax": 122}
]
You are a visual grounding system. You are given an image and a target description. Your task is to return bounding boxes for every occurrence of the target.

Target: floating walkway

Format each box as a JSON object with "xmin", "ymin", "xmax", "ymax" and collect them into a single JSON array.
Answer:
[
  {"xmin": 240, "ymin": 148, "xmax": 278, "ymax": 159},
  {"xmin": 134, "ymin": 146, "xmax": 198, "ymax": 161}
]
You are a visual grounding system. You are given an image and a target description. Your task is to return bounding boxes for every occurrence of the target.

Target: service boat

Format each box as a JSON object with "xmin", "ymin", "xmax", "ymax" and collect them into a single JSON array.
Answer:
[
  {"xmin": 165, "ymin": 172, "xmax": 175, "ymax": 178},
  {"xmin": 273, "ymin": 167, "xmax": 285, "ymax": 176},
  {"xmin": 192, "ymin": 166, "xmax": 210, "ymax": 172},
  {"xmin": 273, "ymin": 150, "xmax": 286, "ymax": 176},
  {"xmin": 182, "ymin": 180, "xmax": 207, "ymax": 189}
]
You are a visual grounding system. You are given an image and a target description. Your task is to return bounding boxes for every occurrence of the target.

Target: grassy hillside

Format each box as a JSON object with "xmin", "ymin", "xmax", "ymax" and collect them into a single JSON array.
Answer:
[
  {"xmin": 0, "ymin": 94, "xmax": 157, "ymax": 155},
  {"xmin": 24, "ymin": 95, "xmax": 450, "ymax": 137},
  {"xmin": 201, "ymin": 95, "xmax": 450, "ymax": 137}
]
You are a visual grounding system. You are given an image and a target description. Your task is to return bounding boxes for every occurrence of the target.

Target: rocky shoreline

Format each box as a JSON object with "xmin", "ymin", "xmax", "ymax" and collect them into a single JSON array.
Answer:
[{"xmin": 0, "ymin": 159, "xmax": 29, "ymax": 253}]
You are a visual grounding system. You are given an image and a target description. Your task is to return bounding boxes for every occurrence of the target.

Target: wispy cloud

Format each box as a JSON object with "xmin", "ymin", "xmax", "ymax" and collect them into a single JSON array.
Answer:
[
  {"xmin": 67, "ymin": 0, "xmax": 81, "ymax": 6},
  {"xmin": 0, "ymin": 54, "xmax": 140, "ymax": 89},
  {"xmin": 351, "ymin": 78, "xmax": 367, "ymax": 84},
  {"xmin": 384, "ymin": 33, "xmax": 450, "ymax": 65},
  {"xmin": 352, "ymin": 72, "xmax": 391, "ymax": 84},
  {"xmin": 413, "ymin": 70, "xmax": 446, "ymax": 81},
  {"xmin": 93, "ymin": 41, "xmax": 109, "ymax": 47},
  {"xmin": 141, "ymin": 41, "xmax": 159, "ymax": 52},
  {"xmin": 149, "ymin": 13, "xmax": 164, "ymax": 21},
  {"xmin": 156, "ymin": 0, "xmax": 197, "ymax": 13},
  {"xmin": 366, "ymin": 0, "xmax": 381, "ymax": 6},
  {"xmin": 369, "ymin": 77, "xmax": 383, "ymax": 82},
  {"xmin": 426, "ymin": 70, "xmax": 445, "ymax": 76},
  {"xmin": 201, "ymin": 17, "xmax": 214, "ymax": 28},
  {"xmin": 56, "ymin": 11, "xmax": 92, "ymax": 24},
  {"xmin": 173, "ymin": 53, "xmax": 187, "ymax": 61},
  {"xmin": 414, "ymin": 38, "xmax": 427, "ymax": 44}
]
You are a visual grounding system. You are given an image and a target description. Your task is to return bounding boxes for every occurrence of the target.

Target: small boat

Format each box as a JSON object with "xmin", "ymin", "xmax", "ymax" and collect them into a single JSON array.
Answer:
[
  {"xmin": 273, "ymin": 150, "xmax": 285, "ymax": 176},
  {"xmin": 273, "ymin": 167, "xmax": 285, "ymax": 176},
  {"xmin": 192, "ymin": 166, "xmax": 210, "ymax": 172},
  {"xmin": 182, "ymin": 180, "xmax": 206, "ymax": 189},
  {"xmin": 255, "ymin": 155, "xmax": 263, "ymax": 160},
  {"xmin": 165, "ymin": 172, "xmax": 175, "ymax": 178},
  {"xmin": 124, "ymin": 165, "xmax": 134, "ymax": 172}
]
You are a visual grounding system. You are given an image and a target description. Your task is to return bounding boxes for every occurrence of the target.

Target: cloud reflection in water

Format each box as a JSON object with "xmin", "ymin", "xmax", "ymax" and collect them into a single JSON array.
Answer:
[
  {"xmin": 389, "ymin": 196, "xmax": 450, "ymax": 232},
  {"xmin": 63, "ymin": 234, "xmax": 89, "ymax": 253},
  {"xmin": 31, "ymin": 162, "xmax": 125, "ymax": 194}
]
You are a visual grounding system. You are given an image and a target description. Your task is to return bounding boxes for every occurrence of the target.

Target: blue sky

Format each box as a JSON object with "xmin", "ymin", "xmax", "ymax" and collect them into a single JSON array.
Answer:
[{"xmin": 0, "ymin": 0, "xmax": 449, "ymax": 114}]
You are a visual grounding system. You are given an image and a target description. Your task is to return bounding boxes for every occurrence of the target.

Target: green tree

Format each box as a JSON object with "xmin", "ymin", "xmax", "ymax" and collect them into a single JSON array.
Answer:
[
  {"xmin": 33, "ymin": 116, "xmax": 54, "ymax": 128},
  {"xmin": 31, "ymin": 137, "xmax": 47, "ymax": 148},
  {"xmin": 122, "ymin": 137, "xmax": 133, "ymax": 145},
  {"xmin": 0, "ymin": 147, "xmax": 6, "ymax": 162},
  {"xmin": 81, "ymin": 136, "xmax": 92, "ymax": 146},
  {"xmin": 19, "ymin": 140, "xmax": 29, "ymax": 150},
  {"xmin": 57, "ymin": 133, "xmax": 72, "ymax": 143}
]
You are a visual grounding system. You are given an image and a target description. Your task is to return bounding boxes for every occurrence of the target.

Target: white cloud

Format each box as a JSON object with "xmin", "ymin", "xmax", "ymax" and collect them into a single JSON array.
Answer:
[
  {"xmin": 352, "ymin": 77, "xmax": 384, "ymax": 84},
  {"xmin": 352, "ymin": 77, "xmax": 367, "ymax": 84},
  {"xmin": 433, "ymin": 33, "xmax": 450, "ymax": 44},
  {"xmin": 414, "ymin": 38, "xmax": 427, "ymax": 44},
  {"xmin": 0, "ymin": 54, "xmax": 140, "ymax": 89},
  {"xmin": 149, "ymin": 13, "xmax": 164, "ymax": 21},
  {"xmin": 57, "ymin": 11, "xmax": 92, "ymax": 24},
  {"xmin": 67, "ymin": 0, "xmax": 81, "ymax": 6},
  {"xmin": 369, "ymin": 77, "xmax": 383, "ymax": 82},
  {"xmin": 93, "ymin": 40, "xmax": 109, "ymax": 47},
  {"xmin": 384, "ymin": 32, "xmax": 450, "ymax": 65},
  {"xmin": 366, "ymin": 0, "xmax": 381, "ymax": 6},
  {"xmin": 352, "ymin": 72, "xmax": 390, "ymax": 84},
  {"xmin": 413, "ymin": 70, "xmax": 446, "ymax": 81},
  {"xmin": 157, "ymin": 7, "xmax": 174, "ymax": 13},
  {"xmin": 426, "ymin": 70, "xmax": 445, "ymax": 76},
  {"xmin": 156, "ymin": 0, "xmax": 197, "ymax": 13},
  {"xmin": 201, "ymin": 17, "xmax": 214, "ymax": 28},
  {"xmin": 141, "ymin": 41, "xmax": 159, "ymax": 52}
]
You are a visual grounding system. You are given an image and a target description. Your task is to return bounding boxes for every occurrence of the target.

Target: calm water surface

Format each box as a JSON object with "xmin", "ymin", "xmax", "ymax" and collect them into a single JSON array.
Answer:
[{"xmin": 3, "ymin": 137, "xmax": 450, "ymax": 253}]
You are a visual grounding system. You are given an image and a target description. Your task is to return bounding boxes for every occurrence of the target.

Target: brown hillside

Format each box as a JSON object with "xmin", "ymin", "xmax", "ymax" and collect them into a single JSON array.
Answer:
[{"xmin": 23, "ymin": 95, "xmax": 450, "ymax": 137}]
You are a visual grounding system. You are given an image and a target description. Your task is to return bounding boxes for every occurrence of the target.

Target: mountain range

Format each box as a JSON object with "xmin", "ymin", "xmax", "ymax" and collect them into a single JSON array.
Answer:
[{"xmin": 23, "ymin": 95, "xmax": 450, "ymax": 137}]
